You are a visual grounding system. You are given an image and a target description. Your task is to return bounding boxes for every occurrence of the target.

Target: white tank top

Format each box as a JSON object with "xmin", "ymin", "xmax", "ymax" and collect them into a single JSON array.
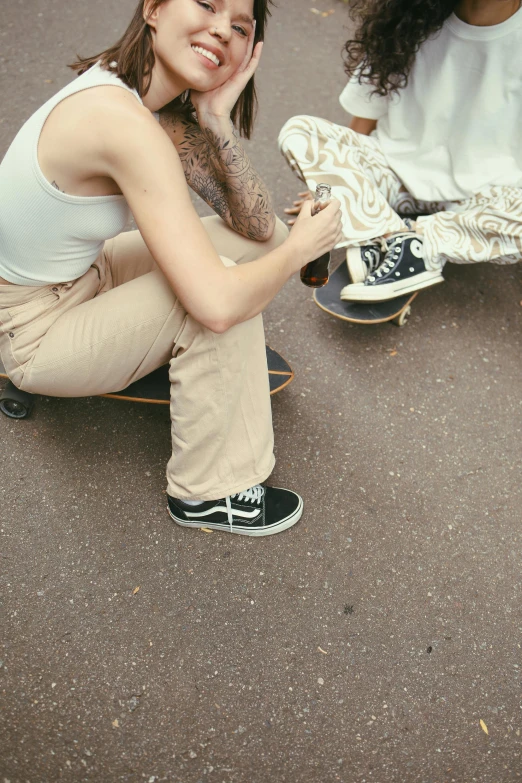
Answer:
[{"xmin": 0, "ymin": 63, "xmax": 142, "ymax": 285}]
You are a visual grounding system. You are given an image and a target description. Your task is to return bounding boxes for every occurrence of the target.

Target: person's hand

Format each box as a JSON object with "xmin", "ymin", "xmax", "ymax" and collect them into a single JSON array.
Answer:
[
  {"xmin": 190, "ymin": 27, "xmax": 262, "ymax": 127},
  {"xmin": 286, "ymin": 198, "xmax": 343, "ymax": 273},
  {"xmin": 284, "ymin": 190, "xmax": 313, "ymax": 226}
]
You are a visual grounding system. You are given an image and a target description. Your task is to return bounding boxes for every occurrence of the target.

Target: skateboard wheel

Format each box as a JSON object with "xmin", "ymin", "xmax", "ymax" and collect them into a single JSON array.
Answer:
[
  {"xmin": 0, "ymin": 382, "xmax": 34, "ymax": 419},
  {"xmin": 394, "ymin": 306, "xmax": 411, "ymax": 327}
]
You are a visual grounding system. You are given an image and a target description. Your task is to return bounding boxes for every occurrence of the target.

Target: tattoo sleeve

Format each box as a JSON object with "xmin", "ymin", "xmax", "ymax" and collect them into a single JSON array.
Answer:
[{"xmin": 159, "ymin": 110, "xmax": 275, "ymax": 241}]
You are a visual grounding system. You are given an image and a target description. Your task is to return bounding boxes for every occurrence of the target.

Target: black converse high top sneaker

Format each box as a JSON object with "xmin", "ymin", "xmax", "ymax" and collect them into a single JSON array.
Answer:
[{"xmin": 340, "ymin": 232, "xmax": 443, "ymax": 302}]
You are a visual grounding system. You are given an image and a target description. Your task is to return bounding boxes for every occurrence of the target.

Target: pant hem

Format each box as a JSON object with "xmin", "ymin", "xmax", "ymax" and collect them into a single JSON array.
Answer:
[
  {"xmin": 415, "ymin": 216, "xmax": 440, "ymax": 270},
  {"xmin": 166, "ymin": 457, "xmax": 276, "ymax": 501}
]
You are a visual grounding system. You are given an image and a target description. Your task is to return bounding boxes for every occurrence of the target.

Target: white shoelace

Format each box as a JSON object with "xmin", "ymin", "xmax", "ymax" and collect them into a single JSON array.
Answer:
[
  {"xmin": 225, "ymin": 485, "xmax": 264, "ymax": 530},
  {"xmin": 235, "ymin": 485, "xmax": 264, "ymax": 504},
  {"xmin": 368, "ymin": 259, "xmax": 395, "ymax": 282},
  {"xmin": 367, "ymin": 232, "xmax": 411, "ymax": 283},
  {"xmin": 363, "ymin": 244, "xmax": 383, "ymax": 275}
]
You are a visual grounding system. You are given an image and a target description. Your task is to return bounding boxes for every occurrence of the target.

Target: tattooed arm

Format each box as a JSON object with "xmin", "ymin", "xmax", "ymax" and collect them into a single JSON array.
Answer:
[{"xmin": 159, "ymin": 108, "xmax": 275, "ymax": 241}]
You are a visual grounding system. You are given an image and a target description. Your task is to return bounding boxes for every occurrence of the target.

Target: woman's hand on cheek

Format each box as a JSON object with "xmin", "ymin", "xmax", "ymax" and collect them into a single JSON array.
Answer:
[{"xmin": 190, "ymin": 29, "xmax": 262, "ymax": 129}]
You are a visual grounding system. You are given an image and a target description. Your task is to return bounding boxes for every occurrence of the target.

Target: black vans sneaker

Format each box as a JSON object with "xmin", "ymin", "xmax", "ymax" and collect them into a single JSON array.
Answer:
[
  {"xmin": 167, "ymin": 484, "xmax": 303, "ymax": 537},
  {"xmin": 346, "ymin": 241, "xmax": 384, "ymax": 284},
  {"xmin": 340, "ymin": 232, "xmax": 443, "ymax": 302}
]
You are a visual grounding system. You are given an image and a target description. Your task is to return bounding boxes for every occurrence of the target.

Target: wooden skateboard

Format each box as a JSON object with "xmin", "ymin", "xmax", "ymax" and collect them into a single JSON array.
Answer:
[
  {"xmin": 314, "ymin": 262, "xmax": 418, "ymax": 326},
  {"xmin": 0, "ymin": 345, "xmax": 293, "ymax": 419}
]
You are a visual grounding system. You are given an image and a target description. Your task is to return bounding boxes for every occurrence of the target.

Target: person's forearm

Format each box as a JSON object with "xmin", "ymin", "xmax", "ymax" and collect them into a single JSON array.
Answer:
[
  {"xmin": 199, "ymin": 115, "xmax": 276, "ymax": 241},
  {"xmin": 223, "ymin": 242, "xmax": 295, "ymax": 326},
  {"xmin": 160, "ymin": 109, "xmax": 276, "ymax": 241},
  {"xmin": 174, "ymin": 238, "xmax": 294, "ymax": 334}
]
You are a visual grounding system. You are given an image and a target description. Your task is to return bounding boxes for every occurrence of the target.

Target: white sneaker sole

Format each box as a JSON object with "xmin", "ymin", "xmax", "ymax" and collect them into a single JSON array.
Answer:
[
  {"xmin": 340, "ymin": 271, "xmax": 444, "ymax": 302},
  {"xmin": 168, "ymin": 497, "xmax": 303, "ymax": 537},
  {"xmin": 346, "ymin": 247, "xmax": 368, "ymax": 284}
]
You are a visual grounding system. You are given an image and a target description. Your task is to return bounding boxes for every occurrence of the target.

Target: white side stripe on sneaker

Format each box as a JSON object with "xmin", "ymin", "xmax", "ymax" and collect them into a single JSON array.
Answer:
[
  {"xmin": 225, "ymin": 496, "xmax": 261, "ymax": 530},
  {"xmin": 184, "ymin": 504, "xmax": 260, "ymax": 520}
]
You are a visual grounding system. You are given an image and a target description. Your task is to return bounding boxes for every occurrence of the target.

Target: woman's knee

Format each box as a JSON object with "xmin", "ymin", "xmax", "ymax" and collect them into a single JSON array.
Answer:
[
  {"xmin": 264, "ymin": 217, "xmax": 289, "ymax": 250},
  {"xmin": 279, "ymin": 115, "xmax": 359, "ymax": 159},
  {"xmin": 204, "ymin": 216, "xmax": 287, "ymax": 264},
  {"xmin": 278, "ymin": 115, "xmax": 318, "ymax": 153}
]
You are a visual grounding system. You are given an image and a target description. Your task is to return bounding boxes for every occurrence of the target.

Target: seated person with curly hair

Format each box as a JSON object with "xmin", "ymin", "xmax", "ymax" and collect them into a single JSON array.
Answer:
[{"xmin": 279, "ymin": 0, "xmax": 522, "ymax": 302}]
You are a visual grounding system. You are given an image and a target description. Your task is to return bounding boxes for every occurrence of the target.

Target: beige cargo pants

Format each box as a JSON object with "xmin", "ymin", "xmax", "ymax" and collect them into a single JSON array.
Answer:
[{"xmin": 0, "ymin": 217, "xmax": 288, "ymax": 500}]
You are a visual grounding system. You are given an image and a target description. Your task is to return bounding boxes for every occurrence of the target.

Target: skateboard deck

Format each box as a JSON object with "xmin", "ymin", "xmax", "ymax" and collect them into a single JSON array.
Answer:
[
  {"xmin": 0, "ymin": 345, "xmax": 293, "ymax": 418},
  {"xmin": 314, "ymin": 262, "xmax": 418, "ymax": 326}
]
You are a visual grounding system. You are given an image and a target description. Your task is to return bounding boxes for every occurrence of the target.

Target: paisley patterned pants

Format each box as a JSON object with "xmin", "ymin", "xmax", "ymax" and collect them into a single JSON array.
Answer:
[{"xmin": 279, "ymin": 114, "xmax": 522, "ymax": 270}]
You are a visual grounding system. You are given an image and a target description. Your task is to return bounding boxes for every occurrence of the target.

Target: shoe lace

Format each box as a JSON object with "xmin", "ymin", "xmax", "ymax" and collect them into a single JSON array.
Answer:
[
  {"xmin": 225, "ymin": 485, "xmax": 264, "ymax": 530},
  {"xmin": 363, "ymin": 243, "xmax": 383, "ymax": 274},
  {"xmin": 367, "ymin": 257, "xmax": 395, "ymax": 283},
  {"xmin": 234, "ymin": 485, "xmax": 264, "ymax": 504},
  {"xmin": 366, "ymin": 232, "xmax": 412, "ymax": 283}
]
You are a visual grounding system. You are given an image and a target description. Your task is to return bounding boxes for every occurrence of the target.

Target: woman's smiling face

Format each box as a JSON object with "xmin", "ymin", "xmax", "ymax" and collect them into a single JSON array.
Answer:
[{"xmin": 145, "ymin": 0, "xmax": 255, "ymax": 95}]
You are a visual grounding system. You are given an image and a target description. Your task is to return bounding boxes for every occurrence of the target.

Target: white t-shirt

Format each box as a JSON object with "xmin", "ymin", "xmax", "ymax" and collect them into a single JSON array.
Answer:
[{"xmin": 339, "ymin": 8, "xmax": 522, "ymax": 201}]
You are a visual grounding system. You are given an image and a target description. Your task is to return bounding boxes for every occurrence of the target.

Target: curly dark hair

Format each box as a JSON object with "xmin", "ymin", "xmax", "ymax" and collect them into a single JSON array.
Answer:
[{"xmin": 343, "ymin": 0, "xmax": 458, "ymax": 97}]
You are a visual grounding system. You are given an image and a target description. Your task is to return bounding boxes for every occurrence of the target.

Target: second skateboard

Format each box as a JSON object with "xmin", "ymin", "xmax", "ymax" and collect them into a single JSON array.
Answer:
[{"xmin": 313, "ymin": 262, "xmax": 418, "ymax": 327}]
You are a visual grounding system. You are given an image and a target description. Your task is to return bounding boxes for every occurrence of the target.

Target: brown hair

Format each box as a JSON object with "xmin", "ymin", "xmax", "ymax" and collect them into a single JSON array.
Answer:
[{"xmin": 69, "ymin": 0, "xmax": 273, "ymax": 138}]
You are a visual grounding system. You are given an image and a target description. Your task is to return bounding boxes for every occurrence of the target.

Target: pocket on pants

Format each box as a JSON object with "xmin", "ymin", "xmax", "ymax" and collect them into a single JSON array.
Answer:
[
  {"xmin": 3, "ymin": 291, "xmax": 59, "ymax": 328},
  {"xmin": 0, "ymin": 289, "xmax": 61, "ymax": 369}
]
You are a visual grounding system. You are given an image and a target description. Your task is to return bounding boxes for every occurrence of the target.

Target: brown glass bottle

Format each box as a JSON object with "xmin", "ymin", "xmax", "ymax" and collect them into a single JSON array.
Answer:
[{"xmin": 300, "ymin": 184, "xmax": 332, "ymax": 288}]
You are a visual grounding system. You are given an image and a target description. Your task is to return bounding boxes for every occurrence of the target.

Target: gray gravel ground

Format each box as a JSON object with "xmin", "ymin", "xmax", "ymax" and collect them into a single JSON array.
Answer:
[{"xmin": 1, "ymin": 1, "xmax": 521, "ymax": 781}]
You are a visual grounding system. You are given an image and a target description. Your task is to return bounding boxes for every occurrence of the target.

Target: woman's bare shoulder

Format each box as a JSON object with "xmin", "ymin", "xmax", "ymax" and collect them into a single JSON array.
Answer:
[
  {"xmin": 38, "ymin": 85, "xmax": 166, "ymax": 196},
  {"xmin": 46, "ymin": 84, "xmax": 157, "ymax": 147},
  {"xmin": 68, "ymin": 85, "xmax": 152, "ymax": 126}
]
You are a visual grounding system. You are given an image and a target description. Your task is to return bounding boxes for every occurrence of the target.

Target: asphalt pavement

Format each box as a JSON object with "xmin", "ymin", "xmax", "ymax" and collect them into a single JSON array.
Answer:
[{"xmin": 1, "ymin": 1, "xmax": 521, "ymax": 781}]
